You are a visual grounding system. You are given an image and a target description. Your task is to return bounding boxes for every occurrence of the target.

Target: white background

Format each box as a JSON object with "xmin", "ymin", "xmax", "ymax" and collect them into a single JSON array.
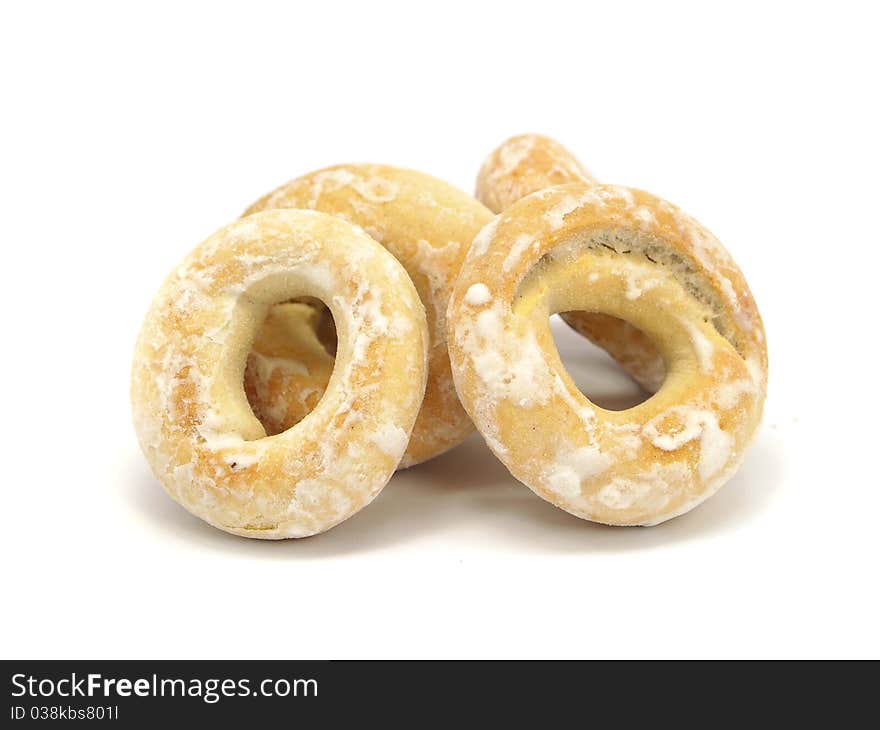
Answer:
[{"xmin": 2, "ymin": 1, "xmax": 877, "ymax": 659}]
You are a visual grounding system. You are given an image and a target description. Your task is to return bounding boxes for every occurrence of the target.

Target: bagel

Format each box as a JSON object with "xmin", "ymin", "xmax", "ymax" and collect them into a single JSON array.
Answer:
[
  {"xmin": 244, "ymin": 164, "xmax": 494, "ymax": 467},
  {"xmin": 131, "ymin": 209, "xmax": 428, "ymax": 538},
  {"xmin": 477, "ymin": 134, "xmax": 665, "ymax": 391},
  {"xmin": 450, "ymin": 149, "xmax": 767, "ymax": 525}
]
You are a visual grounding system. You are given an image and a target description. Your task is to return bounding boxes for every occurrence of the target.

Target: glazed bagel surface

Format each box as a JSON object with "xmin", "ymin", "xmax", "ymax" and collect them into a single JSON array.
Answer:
[
  {"xmin": 131, "ymin": 209, "xmax": 428, "ymax": 538},
  {"xmin": 448, "ymin": 183, "xmax": 767, "ymax": 525}
]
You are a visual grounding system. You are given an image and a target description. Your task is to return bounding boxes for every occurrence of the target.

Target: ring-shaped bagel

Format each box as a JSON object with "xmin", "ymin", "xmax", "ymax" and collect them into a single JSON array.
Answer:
[
  {"xmin": 131, "ymin": 209, "xmax": 429, "ymax": 538},
  {"xmin": 244, "ymin": 164, "xmax": 494, "ymax": 467},
  {"xmin": 448, "ymin": 183, "xmax": 767, "ymax": 525}
]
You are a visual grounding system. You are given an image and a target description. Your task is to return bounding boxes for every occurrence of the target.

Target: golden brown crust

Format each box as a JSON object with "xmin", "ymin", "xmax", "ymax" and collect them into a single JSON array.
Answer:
[
  {"xmin": 476, "ymin": 134, "xmax": 595, "ymax": 213},
  {"xmin": 131, "ymin": 209, "xmax": 428, "ymax": 538},
  {"xmin": 448, "ymin": 182, "xmax": 767, "ymax": 525},
  {"xmin": 244, "ymin": 164, "xmax": 494, "ymax": 467}
]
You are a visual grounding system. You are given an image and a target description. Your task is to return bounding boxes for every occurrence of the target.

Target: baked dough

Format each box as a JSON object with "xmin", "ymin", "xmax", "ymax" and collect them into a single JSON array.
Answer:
[
  {"xmin": 448, "ymin": 179, "xmax": 767, "ymax": 525},
  {"xmin": 244, "ymin": 164, "xmax": 494, "ymax": 467},
  {"xmin": 477, "ymin": 134, "xmax": 666, "ymax": 391},
  {"xmin": 131, "ymin": 209, "xmax": 428, "ymax": 538},
  {"xmin": 476, "ymin": 134, "xmax": 596, "ymax": 213},
  {"xmin": 243, "ymin": 302, "xmax": 336, "ymax": 436}
]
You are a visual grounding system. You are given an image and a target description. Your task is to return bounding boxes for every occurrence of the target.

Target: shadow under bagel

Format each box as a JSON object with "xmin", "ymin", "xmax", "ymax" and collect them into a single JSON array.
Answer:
[
  {"xmin": 125, "ymin": 434, "xmax": 783, "ymax": 558},
  {"xmin": 126, "ymin": 320, "xmax": 782, "ymax": 556}
]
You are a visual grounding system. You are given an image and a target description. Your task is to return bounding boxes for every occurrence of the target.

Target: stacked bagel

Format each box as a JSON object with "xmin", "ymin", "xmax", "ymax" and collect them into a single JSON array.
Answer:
[{"xmin": 132, "ymin": 136, "xmax": 767, "ymax": 538}]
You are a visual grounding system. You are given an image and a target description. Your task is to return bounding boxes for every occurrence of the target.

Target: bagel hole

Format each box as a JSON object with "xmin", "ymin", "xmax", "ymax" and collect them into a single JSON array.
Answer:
[
  {"xmin": 243, "ymin": 299, "xmax": 338, "ymax": 436},
  {"xmin": 550, "ymin": 313, "xmax": 662, "ymax": 410}
]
